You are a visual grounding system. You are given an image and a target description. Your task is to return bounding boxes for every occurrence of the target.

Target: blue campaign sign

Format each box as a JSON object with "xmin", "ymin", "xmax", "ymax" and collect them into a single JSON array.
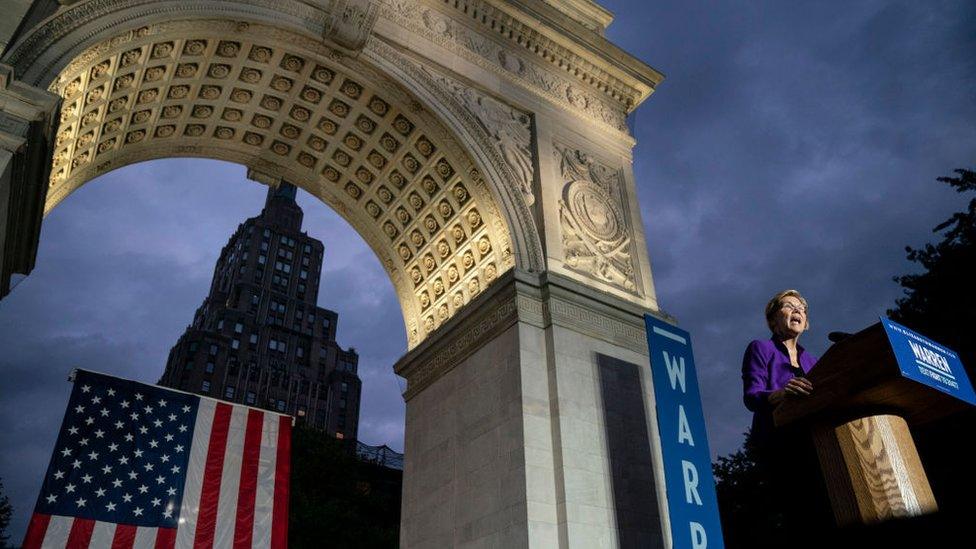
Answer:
[
  {"xmin": 881, "ymin": 317, "xmax": 976, "ymax": 406},
  {"xmin": 644, "ymin": 314, "xmax": 724, "ymax": 549}
]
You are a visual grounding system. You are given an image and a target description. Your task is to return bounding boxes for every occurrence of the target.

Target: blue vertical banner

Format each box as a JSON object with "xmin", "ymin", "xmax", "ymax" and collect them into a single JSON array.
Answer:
[{"xmin": 644, "ymin": 314, "xmax": 724, "ymax": 549}]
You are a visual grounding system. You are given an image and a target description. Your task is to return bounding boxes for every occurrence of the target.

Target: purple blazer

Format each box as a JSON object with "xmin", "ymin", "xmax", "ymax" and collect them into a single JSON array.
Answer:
[{"xmin": 741, "ymin": 338, "xmax": 817, "ymax": 442}]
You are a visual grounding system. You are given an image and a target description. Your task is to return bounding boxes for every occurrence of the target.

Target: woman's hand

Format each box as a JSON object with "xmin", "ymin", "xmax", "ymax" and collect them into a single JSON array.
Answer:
[{"xmin": 768, "ymin": 377, "xmax": 813, "ymax": 406}]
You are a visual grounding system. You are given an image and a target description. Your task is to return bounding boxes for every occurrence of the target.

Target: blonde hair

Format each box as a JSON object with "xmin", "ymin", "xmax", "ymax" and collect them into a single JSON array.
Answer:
[{"xmin": 765, "ymin": 289, "xmax": 809, "ymax": 332}]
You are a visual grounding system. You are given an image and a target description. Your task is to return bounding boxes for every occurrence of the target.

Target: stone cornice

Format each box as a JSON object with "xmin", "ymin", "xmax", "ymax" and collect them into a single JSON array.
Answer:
[
  {"xmin": 431, "ymin": 0, "xmax": 663, "ymax": 112},
  {"xmin": 481, "ymin": 0, "xmax": 662, "ymax": 110},
  {"xmin": 0, "ymin": 65, "xmax": 60, "ymax": 124},
  {"xmin": 379, "ymin": 0, "xmax": 628, "ymax": 133},
  {"xmin": 540, "ymin": 0, "xmax": 614, "ymax": 34},
  {"xmin": 395, "ymin": 267, "xmax": 523, "ymax": 400},
  {"xmin": 394, "ymin": 268, "xmax": 675, "ymax": 400},
  {"xmin": 0, "ymin": 64, "xmax": 59, "ymax": 152}
]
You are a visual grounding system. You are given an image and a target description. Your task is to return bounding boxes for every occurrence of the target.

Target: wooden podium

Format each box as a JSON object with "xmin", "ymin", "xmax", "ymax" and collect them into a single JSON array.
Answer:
[{"xmin": 774, "ymin": 323, "xmax": 968, "ymax": 526}]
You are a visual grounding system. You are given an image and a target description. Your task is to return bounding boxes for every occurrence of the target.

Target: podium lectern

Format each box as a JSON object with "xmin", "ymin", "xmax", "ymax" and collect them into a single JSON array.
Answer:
[{"xmin": 774, "ymin": 322, "xmax": 970, "ymax": 526}]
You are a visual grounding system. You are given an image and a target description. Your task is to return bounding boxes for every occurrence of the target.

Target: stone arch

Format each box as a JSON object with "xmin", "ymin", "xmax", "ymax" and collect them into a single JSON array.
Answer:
[
  {"xmin": 10, "ymin": 15, "xmax": 530, "ymax": 349},
  {"xmin": 3, "ymin": 3, "xmax": 675, "ymax": 547}
]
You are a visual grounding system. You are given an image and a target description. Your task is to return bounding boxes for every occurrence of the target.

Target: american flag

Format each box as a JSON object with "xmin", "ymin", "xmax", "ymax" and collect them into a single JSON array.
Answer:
[{"xmin": 23, "ymin": 370, "xmax": 291, "ymax": 548}]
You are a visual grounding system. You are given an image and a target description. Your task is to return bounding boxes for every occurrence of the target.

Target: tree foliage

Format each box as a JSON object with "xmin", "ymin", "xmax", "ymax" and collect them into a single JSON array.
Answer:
[
  {"xmin": 289, "ymin": 428, "xmax": 401, "ymax": 548},
  {"xmin": 888, "ymin": 168, "xmax": 976, "ymax": 369},
  {"xmin": 0, "ymin": 477, "xmax": 12, "ymax": 549},
  {"xmin": 887, "ymin": 167, "xmax": 976, "ymax": 522},
  {"xmin": 711, "ymin": 432, "xmax": 782, "ymax": 548}
]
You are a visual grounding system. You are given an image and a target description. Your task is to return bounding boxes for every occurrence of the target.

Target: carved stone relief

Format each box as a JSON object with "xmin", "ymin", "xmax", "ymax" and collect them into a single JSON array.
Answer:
[
  {"xmin": 418, "ymin": 66, "xmax": 535, "ymax": 206},
  {"xmin": 378, "ymin": 0, "xmax": 629, "ymax": 132},
  {"xmin": 324, "ymin": 0, "xmax": 380, "ymax": 52},
  {"xmin": 43, "ymin": 19, "xmax": 515, "ymax": 349},
  {"xmin": 554, "ymin": 142, "xmax": 638, "ymax": 294}
]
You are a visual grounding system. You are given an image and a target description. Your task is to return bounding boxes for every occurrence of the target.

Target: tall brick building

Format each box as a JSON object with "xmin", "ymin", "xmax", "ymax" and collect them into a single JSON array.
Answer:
[{"xmin": 160, "ymin": 182, "xmax": 361, "ymax": 439}]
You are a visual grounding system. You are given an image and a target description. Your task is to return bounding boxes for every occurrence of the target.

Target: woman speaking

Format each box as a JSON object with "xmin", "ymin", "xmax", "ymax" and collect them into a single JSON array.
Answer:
[
  {"xmin": 741, "ymin": 289, "xmax": 816, "ymax": 445},
  {"xmin": 740, "ymin": 289, "xmax": 834, "ymax": 536}
]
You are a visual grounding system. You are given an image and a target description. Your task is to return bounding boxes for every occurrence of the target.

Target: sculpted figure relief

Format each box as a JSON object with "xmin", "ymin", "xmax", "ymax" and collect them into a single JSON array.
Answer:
[
  {"xmin": 555, "ymin": 143, "xmax": 637, "ymax": 293},
  {"xmin": 421, "ymin": 67, "xmax": 536, "ymax": 205}
]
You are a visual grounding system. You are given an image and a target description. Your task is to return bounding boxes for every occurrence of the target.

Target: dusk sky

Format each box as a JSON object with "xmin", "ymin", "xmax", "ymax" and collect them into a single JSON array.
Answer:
[{"xmin": 2, "ymin": 0, "xmax": 974, "ymax": 540}]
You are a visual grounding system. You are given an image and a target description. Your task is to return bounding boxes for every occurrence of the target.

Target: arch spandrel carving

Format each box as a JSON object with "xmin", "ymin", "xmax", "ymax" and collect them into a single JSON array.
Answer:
[{"xmin": 44, "ymin": 19, "xmax": 518, "ymax": 348}]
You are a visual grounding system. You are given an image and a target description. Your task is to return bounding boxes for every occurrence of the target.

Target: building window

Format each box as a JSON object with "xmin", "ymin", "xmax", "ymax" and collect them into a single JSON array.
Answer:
[
  {"xmin": 341, "ymin": 382, "xmax": 348, "ymax": 392},
  {"xmin": 189, "ymin": 342, "xmax": 198, "ymax": 353},
  {"xmin": 258, "ymin": 254, "xmax": 266, "ymax": 264},
  {"xmin": 263, "ymin": 228, "xmax": 270, "ymax": 238},
  {"xmin": 217, "ymin": 319, "xmax": 224, "ymax": 330},
  {"xmin": 201, "ymin": 380, "xmax": 211, "ymax": 393},
  {"xmin": 249, "ymin": 333, "xmax": 258, "ymax": 344},
  {"xmin": 246, "ymin": 391, "xmax": 256, "ymax": 405},
  {"xmin": 300, "ymin": 270, "xmax": 308, "ymax": 280},
  {"xmin": 184, "ymin": 361, "xmax": 193, "ymax": 371},
  {"xmin": 231, "ymin": 339, "xmax": 240, "ymax": 350},
  {"xmin": 296, "ymin": 346, "xmax": 304, "ymax": 358},
  {"xmin": 302, "ymin": 256, "xmax": 309, "ymax": 266},
  {"xmin": 268, "ymin": 339, "xmax": 287, "ymax": 353},
  {"xmin": 276, "ymin": 400, "xmax": 286, "ymax": 412},
  {"xmin": 206, "ymin": 362, "xmax": 215, "ymax": 374},
  {"xmin": 209, "ymin": 344, "xmax": 218, "ymax": 356},
  {"xmin": 224, "ymin": 386, "xmax": 235, "ymax": 399},
  {"xmin": 234, "ymin": 322, "xmax": 243, "ymax": 334},
  {"xmin": 297, "ymin": 405, "xmax": 306, "ymax": 417},
  {"xmin": 340, "ymin": 398, "xmax": 346, "ymax": 409}
]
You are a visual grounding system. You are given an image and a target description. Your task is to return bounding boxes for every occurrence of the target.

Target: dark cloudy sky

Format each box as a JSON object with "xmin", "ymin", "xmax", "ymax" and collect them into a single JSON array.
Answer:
[{"xmin": 2, "ymin": 0, "xmax": 975, "ymax": 540}]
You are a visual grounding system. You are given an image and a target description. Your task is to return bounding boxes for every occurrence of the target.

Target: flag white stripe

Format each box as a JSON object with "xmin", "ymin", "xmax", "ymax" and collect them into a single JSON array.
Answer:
[
  {"xmin": 174, "ymin": 398, "xmax": 217, "ymax": 547},
  {"xmin": 212, "ymin": 405, "xmax": 247, "ymax": 547},
  {"xmin": 132, "ymin": 525, "xmax": 156, "ymax": 549},
  {"xmin": 251, "ymin": 413, "xmax": 280, "ymax": 549},
  {"xmin": 39, "ymin": 515, "xmax": 72, "ymax": 548},
  {"xmin": 87, "ymin": 520, "xmax": 116, "ymax": 547}
]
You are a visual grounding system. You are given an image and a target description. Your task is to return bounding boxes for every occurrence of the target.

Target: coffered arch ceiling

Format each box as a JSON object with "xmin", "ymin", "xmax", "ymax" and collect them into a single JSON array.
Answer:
[{"xmin": 44, "ymin": 20, "xmax": 517, "ymax": 349}]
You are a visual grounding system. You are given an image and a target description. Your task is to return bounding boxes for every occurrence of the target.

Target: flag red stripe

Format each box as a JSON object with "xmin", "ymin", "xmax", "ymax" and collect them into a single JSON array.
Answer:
[
  {"xmin": 21, "ymin": 513, "xmax": 51, "ymax": 549},
  {"xmin": 193, "ymin": 402, "xmax": 233, "ymax": 549},
  {"xmin": 271, "ymin": 416, "xmax": 291, "ymax": 549},
  {"xmin": 155, "ymin": 527, "xmax": 177, "ymax": 549},
  {"xmin": 111, "ymin": 523, "xmax": 136, "ymax": 549},
  {"xmin": 66, "ymin": 518, "xmax": 95, "ymax": 549},
  {"xmin": 233, "ymin": 409, "xmax": 264, "ymax": 548}
]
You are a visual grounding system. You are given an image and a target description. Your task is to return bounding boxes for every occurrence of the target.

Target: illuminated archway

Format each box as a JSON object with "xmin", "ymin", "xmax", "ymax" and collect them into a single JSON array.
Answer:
[
  {"xmin": 42, "ymin": 19, "xmax": 518, "ymax": 349},
  {"xmin": 2, "ymin": 1, "xmax": 670, "ymax": 546}
]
